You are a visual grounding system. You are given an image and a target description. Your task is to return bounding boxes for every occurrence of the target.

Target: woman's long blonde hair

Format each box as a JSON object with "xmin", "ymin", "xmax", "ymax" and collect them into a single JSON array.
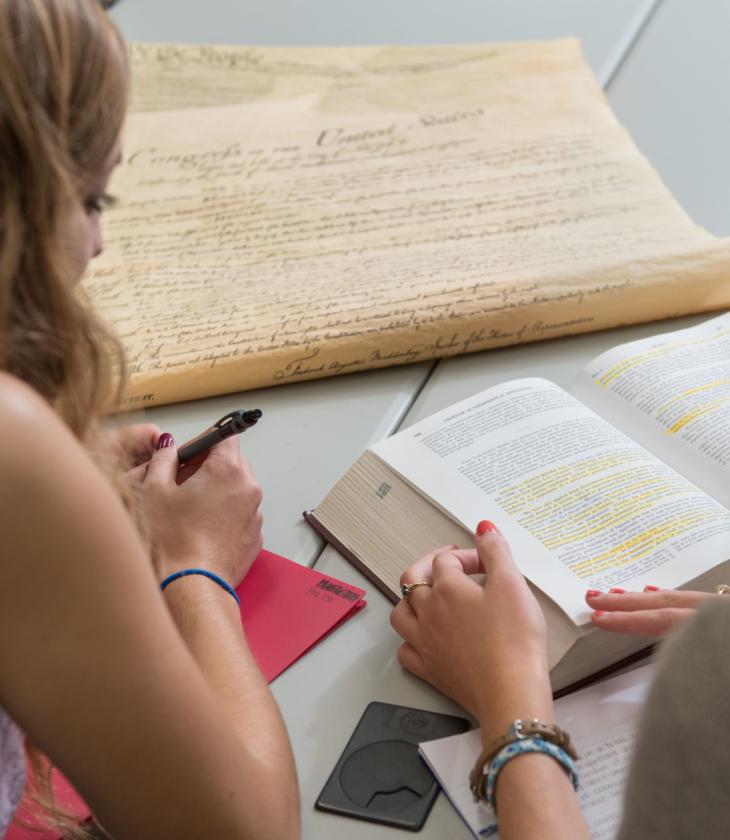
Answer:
[
  {"xmin": 0, "ymin": 0, "xmax": 128, "ymax": 438},
  {"xmin": 0, "ymin": 1, "xmax": 130, "ymax": 836}
]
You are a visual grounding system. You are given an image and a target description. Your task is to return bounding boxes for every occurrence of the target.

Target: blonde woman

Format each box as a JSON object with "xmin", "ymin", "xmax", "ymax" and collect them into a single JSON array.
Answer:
[{"xmin": 0, "ymin": 1, "xmax": 299, "ymax": 838}]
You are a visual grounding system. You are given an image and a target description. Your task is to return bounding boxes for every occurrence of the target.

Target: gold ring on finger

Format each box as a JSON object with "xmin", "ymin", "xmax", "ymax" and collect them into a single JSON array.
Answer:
[{"xmin": 401, "ymin": 580, "xmax": 432, "ymax": 600}]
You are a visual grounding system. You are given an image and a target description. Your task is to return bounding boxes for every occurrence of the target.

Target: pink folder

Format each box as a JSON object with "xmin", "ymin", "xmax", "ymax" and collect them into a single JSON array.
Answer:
[{"xmin": 237, "ymin": 548, "xmax": 367, "ymax": 682}]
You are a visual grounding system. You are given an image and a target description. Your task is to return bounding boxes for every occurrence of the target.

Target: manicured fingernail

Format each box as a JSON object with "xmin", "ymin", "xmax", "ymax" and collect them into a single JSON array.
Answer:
[
  {"xmin": 156, "ymin": 432, "xmax": 174, "ymax": 450},
  {"xmin": 593, "ymin": 610, "xmax": 605, "ymax": 618},
  {"xmin": 609, "ymin": 588, "xmax": 625, "ymax": 594},
  {"xmin": 586, "ymin": 590, "xmax": 602, "ymax": 598},
  {"xmin": 643, "ymin": 585, "xmax": 660, "ymax": 592},
  {"xmin": 476, "ymin": 520, "xmax": 498, "ymax": 536}
]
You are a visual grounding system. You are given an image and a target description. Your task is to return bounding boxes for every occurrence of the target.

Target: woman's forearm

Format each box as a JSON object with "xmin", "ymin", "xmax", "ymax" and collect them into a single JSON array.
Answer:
[
  {"xmin": 476, "ymin": 665, "xmax": 589, "ymax": 840},
  {"xmin": 495, "ymin": 753, "xmax": 589, "ymax": 840},
  {"xmin": 163, "ymin": 577, "xmax": 300, "ymax": 840}
]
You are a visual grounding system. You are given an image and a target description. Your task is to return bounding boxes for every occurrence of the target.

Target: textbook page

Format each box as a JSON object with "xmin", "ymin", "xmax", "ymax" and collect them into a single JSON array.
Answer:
[
  {"xmin": 572, "ymin": 312, "xmax": 730, "ymax": 507},
  {"xmin": 419, "ymin": 663, "xmax": 654, "ymax": 840},
  {"xmin": 372, "ymin": 379, "xmax": 730, "ymax": 622},
  {"xmin": 85, "ymin": 39, "xmax": 730, "ymax": 408}
]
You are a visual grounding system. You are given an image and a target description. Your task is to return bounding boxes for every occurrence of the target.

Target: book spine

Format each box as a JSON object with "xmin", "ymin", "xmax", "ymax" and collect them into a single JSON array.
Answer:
[{"xmin": 302, "ymin": 509, "xmax": 400, "ymax": 605}]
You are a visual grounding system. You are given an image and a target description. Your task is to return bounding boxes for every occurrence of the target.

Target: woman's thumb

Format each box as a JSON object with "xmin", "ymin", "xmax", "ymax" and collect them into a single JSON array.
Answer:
[
  {"xmin": 145, "ymin": 432, "xmax": 178, "ymax": 483},
  {"xmin": 474, "ymin": 520, "xmax": 519, "ymax": 580}
]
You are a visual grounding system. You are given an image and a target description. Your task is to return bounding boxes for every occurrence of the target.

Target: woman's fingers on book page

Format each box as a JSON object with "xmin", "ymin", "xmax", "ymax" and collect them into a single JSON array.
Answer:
[
  {"xmin": 399, "ymin": 544, "xmax": 455, "ymax": 586},
  {"xmin": 585, "ymin": 588, "xmax": 713, "ymax": 612},
  {"xmin": 587, "ymin": 588, "xmax": 720, "ymax": 638},
  {"xmin": 431, "ymin": 551, "xmax": 480, "ymax": 583},
  {"xmin": 474, "ymin": 521, "xmax": 524, "ymax": 588},
  {"xmin": 399, "ymin": 545, "xmax": 478, "ymax": 586},
  {"xmin": 591, "ymin": 607, "xmax": 697, "ymax": 638},
  {"xmin": 390, "ymin": 525, "xmax": 549, "ymax": 715}
]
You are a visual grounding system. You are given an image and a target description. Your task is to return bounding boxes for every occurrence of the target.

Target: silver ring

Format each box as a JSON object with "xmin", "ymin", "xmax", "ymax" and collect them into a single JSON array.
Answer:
[{"xmin": 714, "ymin": 583, "xmax": 730, "ymax": 595}]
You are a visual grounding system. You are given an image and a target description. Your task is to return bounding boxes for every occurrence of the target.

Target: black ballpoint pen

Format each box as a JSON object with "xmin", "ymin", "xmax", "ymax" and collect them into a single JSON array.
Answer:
[{"xmin": 177, "ymin": 409, "xmax": 262, "ymax": 463}]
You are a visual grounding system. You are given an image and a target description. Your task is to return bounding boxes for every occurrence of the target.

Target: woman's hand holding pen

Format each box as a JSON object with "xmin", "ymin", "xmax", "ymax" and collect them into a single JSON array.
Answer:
[{"xmin": 140, "ymin": 433, "xmax": 263, "ymax": 586}]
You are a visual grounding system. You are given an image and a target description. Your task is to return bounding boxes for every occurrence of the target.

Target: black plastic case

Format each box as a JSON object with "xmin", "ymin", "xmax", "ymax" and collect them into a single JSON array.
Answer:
[{"xmin": 315, "ymin": 701, "xmax": 470, "ymax": 831}]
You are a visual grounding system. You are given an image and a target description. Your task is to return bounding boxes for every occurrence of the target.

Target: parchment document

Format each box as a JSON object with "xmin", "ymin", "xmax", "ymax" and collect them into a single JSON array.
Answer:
[
  {"xmin": 87, "ymin": 39, "xmax": 730, "ymax": 407},
  {"xmin": 127, "ymin": 42, "xmax": 508, "ymax": 114}
]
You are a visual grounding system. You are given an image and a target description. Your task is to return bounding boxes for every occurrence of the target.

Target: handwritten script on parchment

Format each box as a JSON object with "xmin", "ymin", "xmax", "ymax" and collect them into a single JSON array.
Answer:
[
  {"xmin": 127, "ymin": 42, "xmax": 526, "ymax": 114},
  {"xmin": 86, "ymin": 39, "xmax": 730, "ymax": 407}
]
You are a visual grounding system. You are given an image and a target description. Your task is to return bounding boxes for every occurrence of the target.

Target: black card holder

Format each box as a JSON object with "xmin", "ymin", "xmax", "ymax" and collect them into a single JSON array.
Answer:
[{"xmin": 315, "ymin": 701, "xmax": 470, "ymax": 831}]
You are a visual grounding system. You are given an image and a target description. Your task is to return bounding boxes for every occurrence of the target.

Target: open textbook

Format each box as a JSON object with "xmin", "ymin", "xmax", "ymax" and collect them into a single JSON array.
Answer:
[
  {"xmin": 83, "ymin": 39, "xmax": 730, "ymax": 408},
  {"xmin": 419, "ymin": 664, "xmax": 654, "ymax": 840},
  {"xmin": 306, "ymin": 312, "xmax": 730, "ymax": 690}
]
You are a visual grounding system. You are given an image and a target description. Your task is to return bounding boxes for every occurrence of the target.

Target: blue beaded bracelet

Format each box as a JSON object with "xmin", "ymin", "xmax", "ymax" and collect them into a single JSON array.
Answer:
[
  {"xmin": 485, "ymin": 736, "xmax": 579, "ymax": 812},
  {"xmin": 160, "ymin": 569, "xmax": 241, "ymax": 607}
]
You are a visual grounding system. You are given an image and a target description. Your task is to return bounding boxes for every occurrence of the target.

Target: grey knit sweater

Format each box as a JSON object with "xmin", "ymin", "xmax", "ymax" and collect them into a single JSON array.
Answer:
[{"xmin": 618, "ymin": 599, "xmax": 730, "ymax": 839}]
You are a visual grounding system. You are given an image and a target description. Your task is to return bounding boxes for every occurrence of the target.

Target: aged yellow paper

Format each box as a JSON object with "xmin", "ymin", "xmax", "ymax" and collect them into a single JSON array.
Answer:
[
  {"xmin": 128, "ymin": 41, "xmax": 535, "ymax": 114},
  {"xmin": 87, "ymin": 39, "xmax": 730, "ymax": 408}
]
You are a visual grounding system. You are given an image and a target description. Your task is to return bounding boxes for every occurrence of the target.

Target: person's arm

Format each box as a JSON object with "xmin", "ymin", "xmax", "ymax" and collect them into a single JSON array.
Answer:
[
  {"xmin": 0, "ymin": 376, "xmax": 298, "ymax": 840},
  {"xmin": 390, "ymin": 525, "xmax": 588, "ymax": 840},
  {"xmin": 142, "ymin": 437, "xmax": 295, "ymax": 788},
  {"xmin": 162, "ymin": 582, "xmax": 294, "ymax": 769}
]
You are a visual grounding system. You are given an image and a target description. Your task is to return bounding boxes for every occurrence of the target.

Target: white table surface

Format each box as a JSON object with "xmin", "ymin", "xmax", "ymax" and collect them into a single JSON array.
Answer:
[
  {"xmin": 609, "ymin": 0, "xmax": 730, "ymax": 237},
  {"xmin": 129, "ymin": 362, "xmax": 430, "ymax": 566},
  {"xmin": 108, "ymin": 1, "xmax": 727, "ymax": 837}
]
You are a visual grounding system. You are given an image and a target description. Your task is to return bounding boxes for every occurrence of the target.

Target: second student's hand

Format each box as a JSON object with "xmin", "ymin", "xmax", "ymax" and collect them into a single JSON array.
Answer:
[
  {"xmin": 392, "ymin": 527, "xmax": 591, "ymax": 840},
  {"xmin": 390, "ymin": 522, "xmax": 553, "ymax": 737},
  {"xmin": 586, "ymin": 587, "xmax": 724, "ymax": 638},
  {"xmin": 140, "ymin": 433, "xmax": 263, "ymax": 587}
]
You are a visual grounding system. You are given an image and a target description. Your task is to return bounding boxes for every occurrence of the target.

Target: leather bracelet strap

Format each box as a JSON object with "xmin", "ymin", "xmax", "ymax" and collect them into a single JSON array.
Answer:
[{"xmin": 469, "ymin": 719, "xmax": 578, "ymax": 803}]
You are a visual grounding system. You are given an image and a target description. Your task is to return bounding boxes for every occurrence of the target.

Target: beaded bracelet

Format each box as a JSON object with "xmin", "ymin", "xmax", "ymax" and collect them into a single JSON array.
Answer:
[
  {"xmin": 485, "ymin": 736, "xmax": 579, "ymax": 812},
  {"xmin": 160, "ymin": 568, "xmax": 241, "ymax": 607},
  {"xmin": 470, "ymin": 718, "xmax": 577, "ymax": 803}
]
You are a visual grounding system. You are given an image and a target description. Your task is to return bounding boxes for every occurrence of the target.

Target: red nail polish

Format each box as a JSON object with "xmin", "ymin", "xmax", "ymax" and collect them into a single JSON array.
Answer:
[
  {"xmin": 476, "ymin": 520, "xmax": 498, "ymax": 536},
  {"xmin": 586, "ymin": 590, "xmax": 602, "ymax": 598},
  {"xmin": 609, "ymin": 588, "xmax": 625, "ymax": 594},
  {"xmin": 644, "ymin": 585, "xmax": 660, "ymax": 592},
  {"xmin": 156, "ymin": 432, "xmax": 174, "ymax": 450},
  {"xmin": 593, "ymin": 610, "xmax": 605, "ymax": 618}
]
